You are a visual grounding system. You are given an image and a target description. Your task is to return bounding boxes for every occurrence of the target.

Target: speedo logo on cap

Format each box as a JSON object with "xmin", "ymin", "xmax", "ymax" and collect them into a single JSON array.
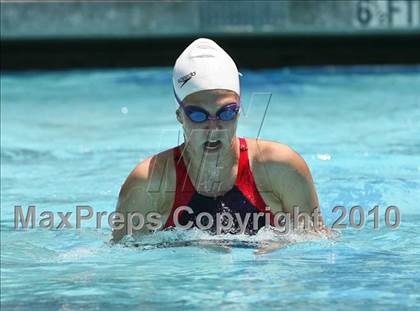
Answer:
[{"xmin": 177, "ymin": 71, "xmax": 196, "ymax": 88}]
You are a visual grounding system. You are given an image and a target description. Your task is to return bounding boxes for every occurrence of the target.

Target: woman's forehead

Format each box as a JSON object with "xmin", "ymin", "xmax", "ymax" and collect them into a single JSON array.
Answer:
[{"xmin": 184, "ymin": 89, "xmax": 239, "ymax": 106}]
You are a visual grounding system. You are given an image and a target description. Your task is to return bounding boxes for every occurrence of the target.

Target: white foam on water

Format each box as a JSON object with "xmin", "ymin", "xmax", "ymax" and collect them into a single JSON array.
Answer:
[
  {"xmin": 55, "ymin": 246, "xmax": 100, "ymax": 262},
  {"xmin": 119, "ymin": 226, "xmax": 338, "ymax": 254}
]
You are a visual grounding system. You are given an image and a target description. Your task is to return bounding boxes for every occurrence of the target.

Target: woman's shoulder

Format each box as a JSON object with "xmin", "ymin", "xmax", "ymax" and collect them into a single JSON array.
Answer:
[
  {"xmin": 122, "ymin": 147, "xmax": 176, "ymax": 197},
  {"xmin": 244, "ymin": 137, "xmax": 299, "ymax": 164},
  {"xmin": 244, "ymin": 137, "xmax": 313, "ymax": 185}
]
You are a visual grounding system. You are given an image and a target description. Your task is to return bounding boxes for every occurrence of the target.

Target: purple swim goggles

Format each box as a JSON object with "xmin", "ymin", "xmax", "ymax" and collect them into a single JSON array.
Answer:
[
  {"xmin": 181, "ymin": 103, "xmax": 240, "ymax": 123},
  {"xmin": 174, "ymin": 89, "xmax": 240, "ymax": 123}
]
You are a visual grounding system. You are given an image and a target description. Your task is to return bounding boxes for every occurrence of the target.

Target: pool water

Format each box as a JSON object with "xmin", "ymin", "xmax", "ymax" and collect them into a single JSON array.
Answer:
[{"xmin": 1, "ymin": 66, "xmax": 419, "ymax": 310}]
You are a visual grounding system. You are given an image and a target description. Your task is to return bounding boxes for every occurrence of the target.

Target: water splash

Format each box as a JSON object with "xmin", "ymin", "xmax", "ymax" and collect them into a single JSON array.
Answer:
[{"xmin": 117, "ymin": 226, "xmax": 338, "ymax": 255}]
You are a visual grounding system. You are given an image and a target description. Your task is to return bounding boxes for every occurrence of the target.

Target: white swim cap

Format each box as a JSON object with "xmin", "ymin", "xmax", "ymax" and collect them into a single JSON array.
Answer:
[{"xmin": 172, "ymin": 38, "xmax": 240, "ymax": 103}]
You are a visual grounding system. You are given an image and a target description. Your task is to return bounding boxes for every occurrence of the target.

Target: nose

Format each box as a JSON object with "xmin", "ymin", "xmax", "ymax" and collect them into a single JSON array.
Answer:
[{"xmin": 204, "ymin": 118, "xmax": 222, "ymax": 130}]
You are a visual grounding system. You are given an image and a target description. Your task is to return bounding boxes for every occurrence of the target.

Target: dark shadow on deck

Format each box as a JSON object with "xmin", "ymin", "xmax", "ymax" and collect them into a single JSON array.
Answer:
[{"xmin": 2, "ymin": 34, "xmax": 420, "ymax": 70}]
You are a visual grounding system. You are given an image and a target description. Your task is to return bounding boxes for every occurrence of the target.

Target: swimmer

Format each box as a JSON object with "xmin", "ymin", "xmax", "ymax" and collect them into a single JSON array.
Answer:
[{"xmin": 112, "ymin": 38, "xmax": 326, "ymax": 242}]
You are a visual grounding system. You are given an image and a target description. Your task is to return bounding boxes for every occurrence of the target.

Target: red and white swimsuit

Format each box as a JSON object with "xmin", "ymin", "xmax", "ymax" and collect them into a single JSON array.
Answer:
[{"xmin": 163, "ymin": 137, "xmax": 274, "ymax": 234}]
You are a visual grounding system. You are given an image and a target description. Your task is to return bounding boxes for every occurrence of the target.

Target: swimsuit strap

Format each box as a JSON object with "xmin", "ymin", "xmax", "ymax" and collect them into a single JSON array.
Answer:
[
  {"xmin": 164, "ymin": 145, "xmax": 195, "ymax": 228},
  {"xmin": 236, "ymin": 138, "xmax": 273, "ymax": 221}
]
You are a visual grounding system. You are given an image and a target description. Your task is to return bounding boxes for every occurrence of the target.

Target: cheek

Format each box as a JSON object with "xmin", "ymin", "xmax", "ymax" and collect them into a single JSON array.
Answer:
[
  {"xmin": 226, "ymin": 120, "xmax": 238, "ymax": 133},
  {"xmin": 183, "ymin": 119, "xmax": 202, "ymax": 132},
  {"xmin": 218, "ymin": 122, "xmax": 237, "ymax": 141},
  {"xmin": 182, "ymin": 121, "xmax": 207, "ymax": 142}
]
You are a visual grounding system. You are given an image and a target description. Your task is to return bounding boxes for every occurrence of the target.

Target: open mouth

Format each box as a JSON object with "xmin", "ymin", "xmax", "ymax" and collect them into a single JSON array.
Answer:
[{"xmin": 203, "ymin": 140, "xmax": 222, "ymax": 152}]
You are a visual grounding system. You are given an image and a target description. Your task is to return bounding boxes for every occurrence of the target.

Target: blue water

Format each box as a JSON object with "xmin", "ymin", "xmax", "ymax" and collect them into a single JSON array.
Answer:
[{"xmin": 1, "ymin": 66, "xmax": 419, "ymax": 310}]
